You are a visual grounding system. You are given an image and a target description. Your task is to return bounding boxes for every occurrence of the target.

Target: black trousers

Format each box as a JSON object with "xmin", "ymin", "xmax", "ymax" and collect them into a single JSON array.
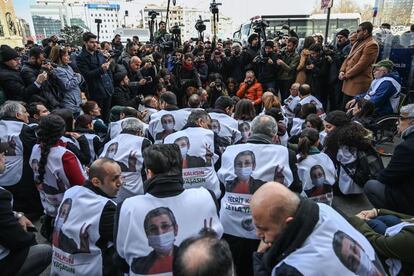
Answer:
[
  {"xmin": 90, "ymin": 96, "xmax": 112, "ymax": 123},
  {"xmin": 278, "ymin": 79, "xmax": 294, "ymax": 102},
  {"xmin": 223, "ymin": 233, "xmax": 260, "ymax": 276}
]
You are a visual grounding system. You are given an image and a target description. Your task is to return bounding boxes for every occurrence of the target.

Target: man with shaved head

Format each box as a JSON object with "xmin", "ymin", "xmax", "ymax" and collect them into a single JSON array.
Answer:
[
  {"xmin": 250, "ymin": 182, "xmax": 386, "ymax": 275},
  {"xmin": 50, "ymin": 158, "xmax": 122, "ymax": 275}
]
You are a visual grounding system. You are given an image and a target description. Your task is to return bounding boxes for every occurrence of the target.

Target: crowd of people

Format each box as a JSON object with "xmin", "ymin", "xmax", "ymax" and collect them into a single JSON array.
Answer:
[{"xmin": 0, "ymin": 19, "xmax": 413, "ymax": 276}]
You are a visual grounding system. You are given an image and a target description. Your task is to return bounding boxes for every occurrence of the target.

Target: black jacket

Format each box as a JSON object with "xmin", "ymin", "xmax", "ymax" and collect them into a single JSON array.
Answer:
[
  {"xmin": 76, "ymin": 47, "xmax": 113, "ymax": 99},
  {"xmin": 112, "ymin": 85, "xmax": 140, "ymax": 109},
  {"xmin": 254, "ymin": 52, "xmax": 279, "ymax": 83},
  {"xmin": 379, "ymin": 131, "xmax": 414, "ymax": 215},
  {"xmin": 0, "ymin": 188, "xmax": 37, "ymax": 276},
  {"xmin": 247, "ymin": 133, "xmax": 302, "ymax": 193},
  {"xmin": 0, "ymin": 64, "xmax": 40, "ymax": 102},
  {"xmin": 1, "ymin": 117, "xmax": 43, "ymax": 217}
]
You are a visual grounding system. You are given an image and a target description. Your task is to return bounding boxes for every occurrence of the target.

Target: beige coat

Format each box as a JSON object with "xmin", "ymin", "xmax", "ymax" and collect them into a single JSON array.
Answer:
[
  {"xmin": 295, "ymin": 49, "xmax": 310, "ymax": 84},
  {"xmin": 340, "ymin": 36, "xmax": 379, "ymax": 96}
]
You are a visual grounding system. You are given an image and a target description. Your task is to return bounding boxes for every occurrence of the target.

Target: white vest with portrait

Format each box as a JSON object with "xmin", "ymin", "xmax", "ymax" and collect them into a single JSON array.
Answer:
[
  {"xmin": 0, "ymin": 120, "xmax": 24, "ymax": 186},
  {"xmin": 51, "ymin": 185, "xmax": 112, "ymax": 276},
  {"xmin": 289, "ymin": 118, "xmax": 305, "ymax": 137},
  {"xmin": 336, "ymin": 146, "xmax": 363, "ymax": 195},
  {"xmin": 148, "ymin": 109, "xmax": 191, "ymax": 144},
  {"xmin": 272, "ymin": 204, "xmax": 383, "ymax": 276},
  {"xmin": 116, "ymin": 188, "xmax": 223, "ymax": 276},
  {"xmin": 30, "ymin": 144, "xmax": 86, "ymax": 217},
  {"xmin": 218, "ymin": 143, "xmax": 293, "ymax": 239},
  {"xmin": 164, "ymin": 127, "xmax": 220, "ymax": 198},
  {"xmin": 83, "ymin": 133, "xmax": 99, "ymax": 163},
  {"xmin": 297, "ymin": 152, "xmax": 336, "ymax": 201},
  {"xmin": 209, "ymin": 112, "xmax": 242, "ymax": 148},
  {"xmin": 108, "ymin": 118, "xmax": 149, "ymax": 140},
  {"xmin": 100, "ymin": 133, "xmax": 148, "ymax": 202}
]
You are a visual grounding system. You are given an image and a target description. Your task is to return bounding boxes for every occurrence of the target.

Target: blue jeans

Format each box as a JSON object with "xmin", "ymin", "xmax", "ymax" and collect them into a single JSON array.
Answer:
[{"xmin": 366, "ymin": 215, "xmax": 402, "ymax": 235}]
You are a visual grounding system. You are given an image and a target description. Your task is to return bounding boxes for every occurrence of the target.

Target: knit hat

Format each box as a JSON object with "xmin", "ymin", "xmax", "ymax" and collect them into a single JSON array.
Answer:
[
  {"xmin": 336, "ymin": 29, "xmax": 350, "ymax": 38},
  {"xmin": 0, "ymin": 45, "xmax": 19, "ymax": 62},
  {"xmin": 324, "ymin": 110, "xmax": 350, "ymax": 127},
  {"xmin": 113, "ymin": 70, "xmax": 128, "ymax": 85},
  {"xmin": 372, "ymin": 59, "xmax": 394, "ymax": 71}
]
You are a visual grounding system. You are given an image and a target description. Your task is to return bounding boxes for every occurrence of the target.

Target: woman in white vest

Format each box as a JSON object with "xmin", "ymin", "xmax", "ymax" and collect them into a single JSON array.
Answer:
[
  {"xmin": 51, "ymin": 158, "xmax": 122, "ymax": 276},
  {"xmin": 107, "ymin": 107, "xmax": 149, "ymax": 140},
  {"xmin": 116, "ymin": 144, "xmax": 223, "ymax": 276},
  {"xmin": 305, "ymin": 113, "xmax": 327, "ymax": 147},
  {"xmin": 164, "ymin": 110, "xmax": 221, "ymax": 198},
  {"xmin": 30, "ymin": 114, "xmax": 86, "ymax": 240},
  {"xmin": 52, "ymin": 108, "xmax": 92, "ymax": 166},
  {"xmin": 323, "ymin": 111, "xmax": 373, "ymax": 195},
  {"xmin": 74, "ymin": 114, "xmax": 104, "ymax": 164},
  {"xmin": 297, "ymin": 128, "xmax": 336, "ymax": 205},
  {"xmin": 251, "ymin": 182, "xmax": 386, "ymax": 276},
  {"xmin": 289, "ymin": 103, "xmax": 317, "ymax": 140},
  {"xmin": 100, "ymin": 118, "xmax": 151, "ymax": 202},
  {"xmin": 234, "ymin": 99, "xmax": 256, "ymax": 143}
]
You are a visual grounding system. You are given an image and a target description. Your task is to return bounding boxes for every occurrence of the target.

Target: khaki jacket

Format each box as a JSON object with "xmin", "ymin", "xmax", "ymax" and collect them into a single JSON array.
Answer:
[{"xmin": 340, "ymin": 36, "xmax": 379, "ymax": 96}]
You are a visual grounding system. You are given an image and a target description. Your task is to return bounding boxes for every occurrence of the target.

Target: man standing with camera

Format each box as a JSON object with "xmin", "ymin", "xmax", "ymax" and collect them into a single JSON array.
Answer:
[
  {"xmin": 155, "ymin": 21, "xmax": 168, "ymax": 44},
  {"xmin": 276, "ymin": 37, "xmax": 300, "ymax": 101},
  {"xmin": 77, "ymin": 32, "xmax": 114, "ymax": 123},
  {"xmin": 253, "ymin": 40, "xmax": 279, "ymax": 91}
]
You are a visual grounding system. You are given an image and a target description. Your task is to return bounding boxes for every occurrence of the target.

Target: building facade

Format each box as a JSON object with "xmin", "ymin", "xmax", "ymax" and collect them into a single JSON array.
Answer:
[{"xmin": 0, "ymin": 0, "xmax": 24, "ymax": 47}]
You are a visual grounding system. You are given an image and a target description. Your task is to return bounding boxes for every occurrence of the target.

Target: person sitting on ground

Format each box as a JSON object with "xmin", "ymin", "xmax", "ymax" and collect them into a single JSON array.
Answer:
[
  {"xmin": 364, "ymin": 104, "xmax": 414, "ymax": 215},
  {"xmin": 346, "ymin": 59, "xmax": 401, "ymax": 117},
  {"xmin": 81, "ymin": 101, "xmax": 108, "ymax": 136},
  {"xmin": 348, "ymin": 208, "xmax": 414, "ymax": 276},
  {"xmin": 236, "ymin": 70, "xmax": 263, "ymax": 112}
]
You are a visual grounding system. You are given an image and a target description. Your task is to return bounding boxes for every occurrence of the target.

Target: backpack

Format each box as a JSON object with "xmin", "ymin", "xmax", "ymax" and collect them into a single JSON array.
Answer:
[{"xmin": 340, "ymin": 146, "xmax": 384, "ymax": 187}]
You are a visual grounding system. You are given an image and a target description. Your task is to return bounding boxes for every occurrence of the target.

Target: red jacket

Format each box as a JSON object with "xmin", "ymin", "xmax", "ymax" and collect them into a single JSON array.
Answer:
[{"xmin": 236, "ymin": 81, "xmax": 263, "ymax": 106}]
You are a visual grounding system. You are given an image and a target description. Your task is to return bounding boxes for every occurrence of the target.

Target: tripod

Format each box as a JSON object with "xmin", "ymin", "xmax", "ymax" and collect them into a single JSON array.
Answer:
[{"xmin": 210, "ymin": 0, "xmax": 221, "ymax": 45}]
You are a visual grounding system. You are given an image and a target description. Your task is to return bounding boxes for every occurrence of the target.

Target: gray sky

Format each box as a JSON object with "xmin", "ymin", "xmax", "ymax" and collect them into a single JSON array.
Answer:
[{"xmin": 15, "ymin": 0, "xmax": 374, "ymax": 29}]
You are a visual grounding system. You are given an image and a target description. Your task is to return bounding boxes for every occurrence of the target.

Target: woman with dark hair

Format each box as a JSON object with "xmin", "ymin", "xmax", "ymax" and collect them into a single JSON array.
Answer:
[
  {"xmin": 297, "ymin": 128, "xmax": 336, "ymax": 204},
  {"xmin": 265, "ymin": 107, "xmax": 289, "ymax": 146},
  {"xmin": 234, "ymin": 99, "xmax": 256, "ymax": 143},
  {"xmin": 74, "ymin": 114, "xmax": 103, "ymax": 164},
  {"xmin": 289, "ymin": 103, "xmax": 317, "ymax": 140},
  {"xmin": 172, "ymin": 53, "xmax": 202, "ymax": 106},
  {"xmin": 29, "ymin": 114, "xmax": 86, "ymax": 240},
  {"xmin": 323, "ymin": 110, "xmax": 373, "ymax": 195},
  {"xmin": 296, "ymin": 36, "xmax": 315, "ymax": 84},
  {"xmin": 226, "ymin": 77, "xmax": 239, "ymax": 97},
  {"xmin": 54, "ymin": 47, "xmax": 83, "ymax": 116},
  {"xmin": 305, "ymin": 113, "xmax": 327, "ymax": 146},
  {"xmin": 350, "ymin": 98, "xmax": 376, "ymax": 131},
  {"xmin": 52, "ymin": 108, "xmax": 91, "ymax": 165},
  {"xmin": 81, "ymin": 100, "xmax": 108, "ymax": 135}
]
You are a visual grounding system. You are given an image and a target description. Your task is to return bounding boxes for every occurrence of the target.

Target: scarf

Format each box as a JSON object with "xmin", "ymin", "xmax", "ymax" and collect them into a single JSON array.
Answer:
[
  {"xmin": 143, "ymin": 173, "xmax": 184, "ymax": 197},
  {"xmin": 263, "ymin": 198, "xmax": 319, "ymax": 273},
  {"xmin": 182, "ymin": 62, "xmax": 193, "ymax": 71}
]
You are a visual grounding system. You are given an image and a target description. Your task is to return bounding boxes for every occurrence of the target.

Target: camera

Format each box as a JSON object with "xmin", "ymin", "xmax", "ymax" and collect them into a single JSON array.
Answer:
[
  {"xmin": 253, "ymin": 55, "xmax": 270, "ymax": 64},
  {"xmin": 252, "ymin": 20, "xmax": 269, "ymax": 33},
  {"xmin": 144, "ymin": 76, "xmax": 152, "ymax": 82},
  {"xmin": 170, "ymin": 24, "xmax": 181, "ymax": 35},
  {"xmin": 195, "ymin": 18, "xmax": 207, "ymax": 33},
  {"xmin": 148, "ymin": 10, "xmax": 160, "ymax": 20}
]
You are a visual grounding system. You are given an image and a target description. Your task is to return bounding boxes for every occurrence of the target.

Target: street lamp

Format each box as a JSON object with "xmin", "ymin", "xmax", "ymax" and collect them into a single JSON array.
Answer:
[{"xmin": 95, "ymin": 18, "xmax": 102, "ymax": 41}]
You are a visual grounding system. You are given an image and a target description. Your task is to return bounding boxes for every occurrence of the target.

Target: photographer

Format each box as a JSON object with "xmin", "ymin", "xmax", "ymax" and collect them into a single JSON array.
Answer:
[
  {"xmin": 276, "ymin": 37, "xmax": 300, "ymax": 101},
  {"xmin": 241, "ymin": 33, "xmax": 260, "ymax": 71},
  {"xmin": 208, "ymin": 49, "xmax": 227, "ymax": 79},
  {"xmin": 194, "ymin": 54, "xmax": 209, "ymax": 83},
  {"xmin": 118, "ymin": 41, "xmax": 138, "ymax": 69},
  {"xmin": 227, "ymin": 42, "xmax": 244, "ymax": 83},
  {"xmin": 207, "ymin": 77, "xmax": 227, "ymax": 107},
  {"xmin": 253, "ymin": 40, "xmax": 279, "ymax": 90},
  {"xmin": 155, "ymin": 21, "xmax": 168, "ymax": 44},
  {"xmin": 140, "ymin": 56, "xmax": 157, "ymax": 96}
]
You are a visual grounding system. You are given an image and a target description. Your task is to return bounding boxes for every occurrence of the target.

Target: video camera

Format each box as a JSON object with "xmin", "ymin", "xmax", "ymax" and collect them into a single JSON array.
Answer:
[
  {"xmin": 148, "ymin": 10, "xmax": 160, "ymax": 20},
  {"xmin": 253, "ymin": 55, "xmax": 270, "ymax": 64},
  {"xmin": 195, "ymin": 19, "xmax": 207, "ymax": 33},
  {"xmin": 252, "ymin": 20, "xmax": 269, "ymax": 33},
  {"xmin": 170, "ymin": 24, "xmax": 181, "ymax": 35},
  {"xmin": 210, "ymin": 1, "xmax": 221, "ymax": 14}
]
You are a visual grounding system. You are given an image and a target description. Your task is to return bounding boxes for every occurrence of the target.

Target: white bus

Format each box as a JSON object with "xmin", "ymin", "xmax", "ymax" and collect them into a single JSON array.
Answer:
[{"xmin": 114, "ymin": 28, "xmax": 151, "ymax": 44}]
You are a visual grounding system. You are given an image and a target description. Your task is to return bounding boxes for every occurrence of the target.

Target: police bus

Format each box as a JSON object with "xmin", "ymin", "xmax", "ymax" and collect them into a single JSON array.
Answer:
[{"xmin": 233, "ymin": 13, "xmax": 361, "ymax": 46}]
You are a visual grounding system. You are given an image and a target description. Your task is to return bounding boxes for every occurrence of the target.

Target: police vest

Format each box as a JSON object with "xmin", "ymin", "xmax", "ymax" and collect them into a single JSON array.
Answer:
[
  {"xmin": 0, "ymin": 187, "xmax": 10, "ymax": 260},
  {"xmin": 51, "ymin": 185, "xmax": 113, "ymax": 276},
  {"xmin": 148, "ymin": 109, "xmax": 191, "ymax": 144},
  {"xmin": 108, "ymin": 118, "xmax": 149, "ymax": 140},
  {"xmin": 164, "ymin": 127, "xmax": 220, "ymax": 198},
  {"xmin": 0, "ymin": 120, "xmax": 24, "ymax": 186},
  {"xmin": 83, "ymin": 133, "xmax": 99, "ymax": 163},
  {"xmin": 273, "ymin": 203, "xmax": 384, "ymax": 276},
  {"xmin": 365, "ymin": 77, "xmax": 401, "ymax": 113},
  {"xmin": 116, "ymin": 188, "xmax": 223, "ymax": 276},
  {"xmin": 336, "ymin": 146, "xmax": 363, "ymax": 195},
  {"xmin": 30, "ymin": 144, "xmax": 86, "ymax": 217},
  {"xmin": 297, "ymin": 152, "xmax": 336, "ymax": 204},
  {"xmin": 209, "ymin": 112, "xmax": 242, "ymax": 150},
  {"xmin": 100, "ymin": 134, "xmax": 147, "ymax": 202},
  {"xmin": 218, "ymin": 143, "xmax": 293, "ymax": 239}
]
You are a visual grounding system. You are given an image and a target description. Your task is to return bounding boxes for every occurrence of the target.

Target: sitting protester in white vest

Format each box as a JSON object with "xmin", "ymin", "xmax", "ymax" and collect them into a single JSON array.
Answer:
[
  {"xmin": 30, "ymin": 114, "xmax": 87, "ymax": 241},
  {"xmin": 218, "ymin": 115, "xmax": 302, "ymax": 276},
  {"xmin": 164, "ymin": 110, "xmax": 220, "ymax": 198},
  {"xmin": 74, "ymin": 114, "xmax": 104, "ymax": 165},
  {"xmin": 208, "ymin": 96, "xmax": 242, "ymax": 154},
  {"xmin": 289, "ymin": 103, "xmax": 317, "ymax": 138},
  {"xmin": 148, "ymin": 92, "xmax": 191, "ymax": 144},
  {"xmin": 116, "ymin": 144, "xmax": 223, "ymax": 276},
  {"xmin": 100, "ymin": 118, "xmax": 151, "ymax": 202},
  {"xmin": 107, "ymin": 106, "xmax": 149, "ymax": 140},
  {"xmin": 0, "ymin": 101, "xmax": 43, "ymax": 218},
  {"xmin": 296, "ymin": 128, "xmax": 336, "ymax": 205},
  {"xmin": 0, "ymin": 153, "xmax": 52, "ymax": 276},
  {"xmin": 51, "ymin": 158, "xmax": 122, "ymax": 276},
  {"xmin": 296, "ymin": 84, "xmax": 325, "ymax": 117},
  {"xmin": 282, "ymin": 83, "xmax": 301, "ymax": 118},
  {"xmin": 251, "ymin": 182, "xmax": 387, "ymax": 276},
  {"xmin": 346, "ymin": 59, "xmax": 401, "ymax": 117}
]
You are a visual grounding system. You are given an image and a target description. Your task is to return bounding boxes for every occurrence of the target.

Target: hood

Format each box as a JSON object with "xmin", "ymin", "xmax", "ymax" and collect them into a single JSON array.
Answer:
[{"xmin": 385, "ymin": 71, "xmax": 402, "ymax": 84}]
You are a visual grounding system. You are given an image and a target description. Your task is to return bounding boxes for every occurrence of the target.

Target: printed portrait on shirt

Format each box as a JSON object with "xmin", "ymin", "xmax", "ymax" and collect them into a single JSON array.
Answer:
[
  {"xmin": 174, "ymin": 136, "xmax": 207, "ymax": 169},
  {"xmin": 332, "ymin": 230, "xmax": 386, "ymax": 276},
  {"xmin": 131, "ymin": 207, "xmax": 179, "ymax": 275},
  {"xmin": 238, "ymin": 122, "xmax": 251, "ymax": 143},
  {"xmin": 155, "ymin": 114, "xmax": 176, "ymax": 141}
]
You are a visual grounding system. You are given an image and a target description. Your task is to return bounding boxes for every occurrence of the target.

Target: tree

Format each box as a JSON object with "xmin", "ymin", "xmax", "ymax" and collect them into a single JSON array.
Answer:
[{"xmin": 60, "ymin": 25, "xmax": 85, "ymax": 47}]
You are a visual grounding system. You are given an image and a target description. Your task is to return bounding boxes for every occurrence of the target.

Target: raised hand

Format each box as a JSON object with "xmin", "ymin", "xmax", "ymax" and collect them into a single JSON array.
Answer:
[
  {"xmin": 273, "ymin": 165, "xmax": 285, "ymax": 184},
  {"xmin": 79, "ymin": 223, "xmax": 91, "ymax": 253},
  {"xmin": 128, "ymin": 151, "xmax": 137, "ymax": 172},
  {"xmin": 204, "ymin": 144, "xmax": 213, "ymax": 166}
]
